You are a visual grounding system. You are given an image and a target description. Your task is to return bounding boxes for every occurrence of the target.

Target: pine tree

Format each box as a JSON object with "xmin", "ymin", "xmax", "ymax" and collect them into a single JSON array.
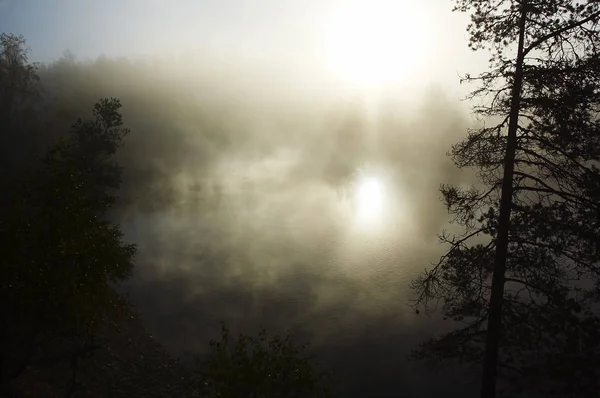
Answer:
[
  {"xmin": 0, "ymin": 98, "xmax": 136, "ymax": 392},
  {"xmin": 410, "ymin": 1, "xmax": 600, "ymax": 397},
  {"xmin": 0, "ymin": 33, "xmax": 41, "ymax": 176}
]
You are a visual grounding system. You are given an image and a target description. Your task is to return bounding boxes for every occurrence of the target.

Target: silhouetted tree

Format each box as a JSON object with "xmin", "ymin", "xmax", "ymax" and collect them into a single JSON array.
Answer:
[
  {"xmin": 0, "ymin": 33, "xmax": 41, "ymax": 176},
  {"xmin": 0, "ymin": 98, "xmax": 136, "ymax": 395},
  {"xmin": 195, "ymin": 324, "xmax": 333, "ymax": 398},
  {"xmin": 410, "ymin": 1, "xmax": 600, "ymax": 397},
  {"xmin": 0, "ymin": 33, "xmax": 40, "ymax": 124}
]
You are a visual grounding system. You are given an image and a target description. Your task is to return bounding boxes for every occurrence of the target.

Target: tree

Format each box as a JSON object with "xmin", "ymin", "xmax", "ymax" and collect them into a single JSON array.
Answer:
[
  {"xmin": 0, "ymin": 98, "xmax": 136, "ymax": 394},
  {"xmin": 194, "ymin": 324, "xmax": 333, "ymax": 398},
  {"xmin": 0, "ymin": 33, "xmax": 41, "ymax": 175},
  {"xmin": 0, "ymin": 32, "xmax": 40, "ymax": 117},
  {"xmin": 410, "ymin": 1, "xmax": 600, "ymax": 397}
]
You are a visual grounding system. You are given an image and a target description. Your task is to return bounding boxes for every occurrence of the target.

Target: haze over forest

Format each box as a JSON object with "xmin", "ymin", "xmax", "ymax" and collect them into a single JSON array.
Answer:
[
  {"xmin": 5, "ymin": 0, "xmax": 595, "ymax": 397},
  {"xmin": 9, "ymin": 50, "xmax": 479, "ymax": 397}
]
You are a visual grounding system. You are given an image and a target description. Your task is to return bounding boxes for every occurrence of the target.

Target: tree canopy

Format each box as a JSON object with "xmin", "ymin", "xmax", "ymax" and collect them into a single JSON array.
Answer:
[
  {"xmin": 410, "ymin": 1, "xmax": 600, "ymax": 397},
  {"xmin": 0, "ymin": 97, "xmax": 136, "ymax": 394},
  {"xmin": 0, "ymin": 33, "xmax": 40, "ymax": 123},
  {"xmin": 194, "ymin": 325, "xmax": 333, "ymax": 398}
]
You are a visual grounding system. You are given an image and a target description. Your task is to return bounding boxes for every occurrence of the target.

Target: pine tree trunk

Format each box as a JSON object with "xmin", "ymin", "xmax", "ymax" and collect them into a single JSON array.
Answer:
[{"xmin": 480, "ymin": 3, "xmax": 528, "ymax": 397}]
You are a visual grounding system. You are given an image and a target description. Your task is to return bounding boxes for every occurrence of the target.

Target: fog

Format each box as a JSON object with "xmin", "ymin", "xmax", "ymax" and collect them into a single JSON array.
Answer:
[{"xmin": 12, "ymin": 51, "xmax": 484, "ymax": 396}]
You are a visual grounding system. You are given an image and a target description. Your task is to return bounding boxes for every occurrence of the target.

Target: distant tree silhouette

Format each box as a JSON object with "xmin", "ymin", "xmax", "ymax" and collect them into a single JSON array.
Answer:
[
  {"xmin": 0, "ymin": 33, "xmax": 40, "ymax": 124},
  {"xmin": 0, "ymin": 98, "xmax": 136, "ymax": 395},
  {"xmin": 0, "ymin": 33, "xmax": 41, "ymax": 176},
  {"xmin": 410, "ymin": 1, "xmax": 600, "ymax": 397},
  {"xmin": 194, "ymin": 324, "xmax": 333, "ymax": 398}
]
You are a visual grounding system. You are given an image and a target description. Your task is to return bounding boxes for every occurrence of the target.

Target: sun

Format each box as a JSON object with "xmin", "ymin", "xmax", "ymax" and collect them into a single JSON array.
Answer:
[
  {"xmin": 355, "ymin": 175, "xmax": 386, "ymax": 223},
  {"xmin": 324, "ymin": 0, "xmax": 429, "ymax": 88}
]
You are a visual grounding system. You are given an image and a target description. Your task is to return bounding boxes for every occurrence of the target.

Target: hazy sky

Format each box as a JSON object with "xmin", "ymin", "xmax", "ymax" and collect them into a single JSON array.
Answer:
[{"xmin": 1, "ymin": 0, "xmax": 489, "ymax": 98}]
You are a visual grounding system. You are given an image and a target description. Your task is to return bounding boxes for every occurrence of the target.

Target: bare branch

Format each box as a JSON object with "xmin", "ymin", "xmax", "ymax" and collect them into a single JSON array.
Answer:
[{"xmin": 523, "ymin": 10, "xmax": 600, "ymax": 58}]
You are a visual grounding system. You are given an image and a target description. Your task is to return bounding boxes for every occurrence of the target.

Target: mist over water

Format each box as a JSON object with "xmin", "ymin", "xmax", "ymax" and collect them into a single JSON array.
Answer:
[{"xmin": 24, "ymin": 54, "xmax": 479, "ymax": 396}]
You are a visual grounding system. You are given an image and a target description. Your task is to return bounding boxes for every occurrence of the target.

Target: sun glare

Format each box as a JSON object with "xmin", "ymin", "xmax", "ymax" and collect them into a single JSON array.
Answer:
[
  {"xmin": 355, "ymin": 175, "xmax": 386, "ymax": 222},
  {"xmin": 324, "ymin": 0, "xmax": 429, "ymax": 88}
]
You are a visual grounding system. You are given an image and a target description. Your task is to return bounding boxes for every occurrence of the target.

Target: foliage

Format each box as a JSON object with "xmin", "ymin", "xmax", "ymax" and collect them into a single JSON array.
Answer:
[
  {"xmin": 194, "ymin": 324, "xmax": 333, "ymax": 398},
  {"xmin": 0, "ymin": 98, "xmax": 136, "ymax": 389},
  {"xmin": 410, "ymin": 0, "xmax": 600, "ymax": 396},
  {"xmin": 0, "ymin": 32, "xmax": 40, "ymax": 117},
  {"xmin": 0, "ymin": 33, "xmax": 42, "ymax": 174}
]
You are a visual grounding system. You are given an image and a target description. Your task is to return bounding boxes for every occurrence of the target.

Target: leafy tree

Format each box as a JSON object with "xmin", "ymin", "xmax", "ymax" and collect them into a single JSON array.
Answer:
[
  {"xmin": 0, "ymin": 33, "xmax": 41, "ymax": 175},
  {"xmin": 194, "ymin": 324, "xmax": 333, "ymax": 398},
  {"xmin": 410, "ymin": 1, "xmax": 600, "ymax": 397},
  {"xmin": 0, "ymin": 98, "xmax": 136, "ymax": 394},
  {"xmin": 0, "ymin": 33, "xmax": 40, "ymax": 124}
]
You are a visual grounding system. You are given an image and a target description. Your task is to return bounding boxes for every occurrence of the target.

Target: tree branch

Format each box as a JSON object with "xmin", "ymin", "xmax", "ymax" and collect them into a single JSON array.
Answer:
[
  {"xmin": 504, "ymin": 277, "xmax": 554, "ymax": 299},
  {"xmin": 523, "ymin": 10, "xmax": 600, "ymax": 57},
  {"xmin": 513, "ymin": 171, "xmax": 594, "ymax": 207}
]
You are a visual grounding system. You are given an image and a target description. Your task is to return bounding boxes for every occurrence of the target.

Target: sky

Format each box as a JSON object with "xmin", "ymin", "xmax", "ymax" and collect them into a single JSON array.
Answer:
[
  {"xmin": 1, "ymin": 1, "xmax": 498, "ymax": 396},
  {"xmin": 0, "ymin": 0, "xmax": 490, "ymax": 98}
]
